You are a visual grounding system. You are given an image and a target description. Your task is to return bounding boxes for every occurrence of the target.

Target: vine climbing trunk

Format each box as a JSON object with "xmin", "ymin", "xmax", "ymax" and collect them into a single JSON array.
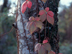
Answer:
[{"xmin": 15, "ymin": 0, "xmax": 60, "ymax": 54}]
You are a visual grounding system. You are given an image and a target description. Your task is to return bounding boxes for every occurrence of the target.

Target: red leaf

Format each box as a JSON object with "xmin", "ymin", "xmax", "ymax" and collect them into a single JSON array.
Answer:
[
  {"xmin": 48, "ymin": 51, "xmax": 55, "ymax": 54},
  {"xmin": 27, "ymin": 1, "xmax": 32, "ymax": 9},
  {"xmin": 21, "ymin": 1, "xmax": 27, "ymax": 13},
  {"xmin": 29, "ymin": 16, "xmax": 35, "ymax": 21},
  {"xmin": 45, "ymin": 7, "xmax": 49, "ymax": 12},
  {"xmin": 47, "ymin": 11, "xmax": 54, "ymax": 17},
  {"xmin": 39, "ymin": 13, "xmax": 47, "ymax": 22},
  {"xmin": 26, "ymin": 0, "xmax": 28, "ymax": 1},
  {"xmin": 47, "ymin": 14, "xmax": 54, "ymax": 25},
  {"xmin": 29, "ymin": 22, "xmax": 36, "ymax": 34},
  {"xmin": 39, "ymin": 10, "xmax": 46, "ymax": 15},
  {"xmin": 43, "ymin": 40, "xmax": 48, "ymax": 43},
  {"xmin": 35, "ymin": 17, "xmax": 40, "ymax": 21}
]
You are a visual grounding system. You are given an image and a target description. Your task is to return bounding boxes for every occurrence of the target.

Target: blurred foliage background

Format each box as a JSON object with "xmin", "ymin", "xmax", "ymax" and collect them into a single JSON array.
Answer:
[
  {"xmin": 0, "ymin": 0, "xmax": 72, "ymax": 54},
  {"xmin": 0, "ymin": 0, "xmax": 17, "ymax": 54},
  {"xmin": 58, "ymin": 3, "xmax": 72, "ymax": 54}
]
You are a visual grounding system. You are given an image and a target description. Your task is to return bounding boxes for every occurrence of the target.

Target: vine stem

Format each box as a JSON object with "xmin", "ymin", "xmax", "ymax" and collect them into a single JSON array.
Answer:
[
  {"xmin": 16, "ymin": 0, "xmax": 19, "ymax": 54},
  {"xmin": 0, "ymin": 27, "xmax": 13, "ymax": 36},
  {"xmin": 36, "ymin": 0, "xmax": 41, "ymax": 43},
  {"xmin": 39, "ymin": 32, "xmax": 40, "ymax": 42},
  {"xmin": 48, "ymin": 22, "xmax": 49, "ymax": 42},
  {"xmin": 36, "ymin": 0, "xmax": 39, "ymax": 16},
  {"xmin": 45, "ymin": 20, "xmax": 47, "ymax": 38}
]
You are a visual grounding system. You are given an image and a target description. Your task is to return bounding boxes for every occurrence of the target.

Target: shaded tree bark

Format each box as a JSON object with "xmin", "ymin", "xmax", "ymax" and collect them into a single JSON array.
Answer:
[{"xmin": 16, "ymin": 0, "xmax": 60, "ymax": 54}]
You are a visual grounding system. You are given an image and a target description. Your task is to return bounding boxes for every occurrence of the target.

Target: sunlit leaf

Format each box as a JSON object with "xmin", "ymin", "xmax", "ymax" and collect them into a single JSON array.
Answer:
[
  {"xmin": 21, "ymin": 1, "xmax": 27, "ymax": 13},
  {"xmin": 43, "ymin": 43, "xmax": 51, "ymax": 52},
  {"xmin": 21, "ymin": 1, "xmax": 32, "ymax": 13},
  {"xmin": 38, "ymin": 45, "xmax": 45, "ymax": 54},
  {"xmin": 42, "ymin": 0, "xmax": 47, "ymax": 3},
  {"xmin": 47, "ymin": 14, "xmax": 54, "ymax": 25},
  {"xmin": 43, "ymin": 40, "xmax": 48, "ymax": 44},
  {"xmin": 29, "ymin": 22, "xmax": 36, "ymax": 34},
  {"xmin": 48, "ymin": 51, "xmax": 55, "ymax": 54},
  {"xmin": 27, "ymin": 1, "xmax": 32, "ymax": 9},
  {"xmin": 45, "ymin": 7, "xmax": 49, "ymax": 12},
  {"xmin": 35, "ymin": 21, "xmax": 43, "ymax": 29},
  {"xmin": 35, "ymin": 43, "xmax": 41, "ymax": 52},
  {"xmin": 39, "ymin": 10, "xmax": 46, "ymax": 15}
]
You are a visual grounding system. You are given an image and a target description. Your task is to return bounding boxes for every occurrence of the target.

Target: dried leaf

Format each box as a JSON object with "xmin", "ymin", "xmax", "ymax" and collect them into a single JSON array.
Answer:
[
  {"xmin": 29, "ymin": 22, "xmax": 36, "ymax": 34},
  {"xmin": 35, "ymin": 21, "xmax": 43, "ymax": 29},
  {"xmin": 29, "ymin": 16, "xmax": 35, "ymax": 21},
  {"xmin": 39, "ymin": 10, "xmax": 46, "ymax": 15},
  {"xmin": 47, "ymin": 14, "xmax": 54, "ymax": 25},
  {"xmin": 45, "ymin": 7, "xmax": 49, "ymax": 12},
  {"xmin": 43, "ymin": 43, "xmax": 51, "ymax": 52},
  {"xmin": 42, "ymin": 0, "xmax": 47, "ymax": 3},
  {"xmin": 38, "ymin": 45, "xmax": 45, "ymax": 54},
  {"xmin": 39, "ymin": 13, "xmax": 47, "ymax": 22},
  {"xmin": 35, "ymin": 43, "xmax": 41, "ymax": 52},
  {"xmin": 21, "ymin": 1, "xmax": 27, "ymax": 13},
  {"xmin": 48, "ymin": 51, "xmax": 55, "ymax": 54},
  {"xmin": 26, "ymin": 22, "xmax": 31, "ymax": 29},
  {"xmin": 27, "ymin": 1, "xmax": 32, "ymax": 9}
]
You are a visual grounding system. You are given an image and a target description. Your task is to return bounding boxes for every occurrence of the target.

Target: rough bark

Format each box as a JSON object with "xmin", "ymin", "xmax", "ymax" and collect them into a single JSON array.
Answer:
[{"xmin": 16, "ymin": 0, "xmax": 60, "ymax": 54}]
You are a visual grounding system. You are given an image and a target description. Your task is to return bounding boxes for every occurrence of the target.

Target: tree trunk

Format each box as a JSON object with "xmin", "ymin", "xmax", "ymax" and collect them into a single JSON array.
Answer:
[{"xmin": 16, "ymin": 0, "xmax": 60, "ymax": 54}]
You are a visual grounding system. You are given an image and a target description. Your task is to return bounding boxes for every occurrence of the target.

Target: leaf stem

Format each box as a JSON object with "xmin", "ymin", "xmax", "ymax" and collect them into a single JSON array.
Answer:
[{"xmin": 45, "ymin": 20, "xmax": 47, "ymax": 38}]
